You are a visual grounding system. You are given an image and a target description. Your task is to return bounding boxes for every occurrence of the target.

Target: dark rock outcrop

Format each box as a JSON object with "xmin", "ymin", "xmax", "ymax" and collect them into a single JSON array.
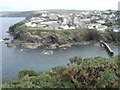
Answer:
[{"xmin": 8, "ymin": 24, "xmax": 120, "ymax": 49}]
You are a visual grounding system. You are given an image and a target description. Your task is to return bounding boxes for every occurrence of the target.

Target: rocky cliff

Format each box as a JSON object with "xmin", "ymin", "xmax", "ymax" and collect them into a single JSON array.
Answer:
[{"xmin": 8, "ymin": 23, "xmax": 120, "ymax": 49}]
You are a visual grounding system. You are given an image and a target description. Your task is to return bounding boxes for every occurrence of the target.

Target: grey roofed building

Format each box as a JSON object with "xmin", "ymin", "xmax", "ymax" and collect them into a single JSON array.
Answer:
[
  {"xmin": 49, "ymin": 14, "xmax": 58, "ymax": 20},
  {"xmin": 76, "ymin": 21, "xmax": 87, "ymax": 29},
  {"xmin": 45, "ymin": 22, "xmax": 60, "ymax": 30}
]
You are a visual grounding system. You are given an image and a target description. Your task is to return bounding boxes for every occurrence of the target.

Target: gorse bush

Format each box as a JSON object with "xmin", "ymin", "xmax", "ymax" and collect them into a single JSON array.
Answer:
[
  {"xmin": 18, "ymin": 70, "xmax": 38, "ymax": 78},
  {"xmin": 2, "ymin": 55, "xmax": 120, "ymax": 88}
]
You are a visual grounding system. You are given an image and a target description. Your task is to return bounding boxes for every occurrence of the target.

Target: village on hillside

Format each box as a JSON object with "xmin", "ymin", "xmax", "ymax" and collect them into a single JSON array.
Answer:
[{"xmin": 25, "ymin": 10, "xmax": 120, "ymax": 32}]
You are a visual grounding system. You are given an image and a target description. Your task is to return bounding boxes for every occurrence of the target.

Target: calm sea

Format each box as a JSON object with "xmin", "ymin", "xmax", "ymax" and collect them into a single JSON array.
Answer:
[{"xmin": 0, "ymin": 17, "xmax": 119, "ymax": 81}]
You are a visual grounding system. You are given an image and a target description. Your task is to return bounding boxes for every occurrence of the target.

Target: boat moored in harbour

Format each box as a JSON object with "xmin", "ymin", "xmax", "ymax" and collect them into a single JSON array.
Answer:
[{"xmin": 43, "ymin": 50, "xmax": 53, "ymax": 55}]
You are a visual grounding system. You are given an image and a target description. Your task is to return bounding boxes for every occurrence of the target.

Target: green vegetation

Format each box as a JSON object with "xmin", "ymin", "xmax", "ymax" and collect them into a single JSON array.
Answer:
[
  {"xmin": 0, "ymin": 11, "xmax": 43, "ymax": 17},
  {"xmin": 18, "ymin": 70, "xmax": 38, "ymax": 78},
  {"xmin": 9, "ymin": 20, "xmax": 120, "ymax": 43},
  {"xmin": 103, "ymin": 22, "xmax": 113, "ymax": 27},
  {"xmin": 9, "ymin": 20, "xmax": 26, "ymax": 33},
  {"xmin": 0, "ymin": 10, "xmax": 82, "ymax": 17},
  {"xmin": 2, "ymin": 55, "xmax": 120, "ymax": 88}
]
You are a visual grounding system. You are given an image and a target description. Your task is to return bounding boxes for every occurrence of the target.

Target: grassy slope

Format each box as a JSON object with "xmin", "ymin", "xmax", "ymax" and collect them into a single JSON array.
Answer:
[
  {"xmin": 10, "ymin": 20, "xmax": 93, "ymax": 38},
  {"xmin": 12, "ymin": 21, "xmax": 120, "ymax": 43},
  {"xmin": 2, "ymin": 55, "xmax": 120, "ymax": 88},
  {"xmin": 0, "ymin": 9, "xmax": 82, "ymax": 17}
]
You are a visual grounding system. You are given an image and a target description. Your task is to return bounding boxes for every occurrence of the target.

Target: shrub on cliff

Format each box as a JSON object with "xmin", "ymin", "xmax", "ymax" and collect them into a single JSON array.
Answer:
[
  {"xmin": 2, "ymin": 55, "xmax": 120, "ymax": 88},
  {"xmin": 18, "ymin": 70, "xmax": 38, "ymax": 78}
]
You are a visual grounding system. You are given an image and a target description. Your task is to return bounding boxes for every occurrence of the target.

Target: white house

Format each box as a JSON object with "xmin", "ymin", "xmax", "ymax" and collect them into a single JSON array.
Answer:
[
  {"xmin": 76, "ymin": 21, "xmax": 87, "ymax": 29},
  {"xmin": 60, "ymin": 25, "xmax": 75, "ymax": 30},
  {"xmin": 40, "ymin": 21, "xmax": 58, "ymax": 25},
  {"xmin": 62, "ymin": 18, "xmax": 69, "ymax": 25},
  {"xmin": 88, "ymin": 24, "xmax": 107, "ymax": 32},
  {"xmin": 97, "ymin": 25, "xmax": 107, "ymax": 32},
  {"xmin": 25, "ymin": 22, "xmax": 32, "ymax": 27},
  {"xmin": 25, "ymin": 22, "xmax": 37, "ymax": 27},
  {"xmin": 49, "ymin": 14, "xmax": 58, "ymax": 20},
  {"xmin": 81, "ymin": 18, "xmax": 91, "ymax": 24},
  {"xmin": 96, "ymin": 20, "xmax": 105, "ymax": 24},
  {"xmin": 60, "ymin": 25, "xmax": 69, "ymax": 29},
  {"xmin": 88, "ymin": 24, "xmax": 98, "ymax": 29},
  {"xmin": 30, "ymin": 23, "xmax": 37, "ymax": 27},
  {"xmin": 74, "ymin": 17, "xmax": 79, "ymax": 24},
  {"xmin": 30, "ymin": 17, "xmax": 46, "ymax": 22},
  {"xmin": 41, "ymin": 13, "xmax": 48, "ymax": 17},
  {"xmin": 113, "ymin": 28, "xmax": 120, "ymax": 32}
]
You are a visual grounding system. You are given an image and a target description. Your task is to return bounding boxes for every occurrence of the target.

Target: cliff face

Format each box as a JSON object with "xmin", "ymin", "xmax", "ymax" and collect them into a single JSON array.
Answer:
[
  {"xmin": 11, "ymin": 31, "xmax": 68, "ymax": 46},
  {"xmin": 8, "ymin": 24, "xmax": 120, "ymax": 49}
]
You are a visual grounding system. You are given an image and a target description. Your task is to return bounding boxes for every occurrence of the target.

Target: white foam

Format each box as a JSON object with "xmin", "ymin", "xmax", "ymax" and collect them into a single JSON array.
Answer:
[
  {"xmin": 21, "ymin": 49, "xmax": 23, "ymax": 51},
  {"xmin": 0, "ymin": 39, "xmax": 3, "ymax": 42}
]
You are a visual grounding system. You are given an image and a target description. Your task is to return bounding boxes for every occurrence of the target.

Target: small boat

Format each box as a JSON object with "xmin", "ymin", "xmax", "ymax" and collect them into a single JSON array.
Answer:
[
  {"xmin": 6, "ymin": 31, "xmax": 9, "ymax": 33},
  {"xmin": 43, "ymin": 50, "xmax": 53, "ymax": 55},
  {"xmin": 50, "ymin": 44, "xmax": 57, "ymax": 49},
  {"xmin": 0, "ymin": 39, "xmax": 3, "ymax": 42},
  {"xmin": 3, "ymin": 37, "xmax": 9, "ymax": 40},
  {"xmin": 61, "ymin": 47, "xmax": 67, "ymax": 50},
  {"xmin": 5, "ymin": 42, "xmax": 8, "ymax": 44},
  {"xmin": 7, "ymin": 42, "xmax": 15, "ymax": 47}
]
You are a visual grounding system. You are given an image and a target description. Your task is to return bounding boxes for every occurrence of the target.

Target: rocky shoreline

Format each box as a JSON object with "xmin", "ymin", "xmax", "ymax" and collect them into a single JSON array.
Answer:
[
  {"xmin": 7, "ymin": 38, "xmax": 93, "ymax": 49},
  {"xmin": 7, "ymin": 23, "xmax": 120, "ymax": 49},
  {"xmin": 6, "ymin": 31, "xmax": 97, "ymax": 49}
]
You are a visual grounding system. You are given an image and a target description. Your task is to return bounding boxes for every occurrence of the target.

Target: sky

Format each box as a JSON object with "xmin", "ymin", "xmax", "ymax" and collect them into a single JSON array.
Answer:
[{"xmin": 0, "ymin": 0, "xmax": 120, "ymax": 11}]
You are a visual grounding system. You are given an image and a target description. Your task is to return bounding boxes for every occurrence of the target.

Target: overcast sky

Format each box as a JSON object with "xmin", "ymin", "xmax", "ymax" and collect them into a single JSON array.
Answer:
[{"xmin": 0, "ymin": 0, "xmax": 119, "ymax": 11}]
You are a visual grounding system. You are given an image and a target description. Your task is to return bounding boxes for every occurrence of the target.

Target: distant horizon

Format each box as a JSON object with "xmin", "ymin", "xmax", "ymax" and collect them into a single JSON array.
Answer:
[
  {"xmin": 0, "ymin": 9, "xmax": 119, "ymax": 12},
  {"xmin": 0, "ymin": 0, "xmax": 119, "ymax": 11}
]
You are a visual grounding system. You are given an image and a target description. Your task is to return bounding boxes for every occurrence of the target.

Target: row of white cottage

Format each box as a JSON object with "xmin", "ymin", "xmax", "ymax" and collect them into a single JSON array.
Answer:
[
  {"xmin": 25, "ymin": 21, "xmax": 76, "ymax": 30},
  {"xmin": 25, "ymin": 21, "xmax": 108, "ymax": 32}
]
